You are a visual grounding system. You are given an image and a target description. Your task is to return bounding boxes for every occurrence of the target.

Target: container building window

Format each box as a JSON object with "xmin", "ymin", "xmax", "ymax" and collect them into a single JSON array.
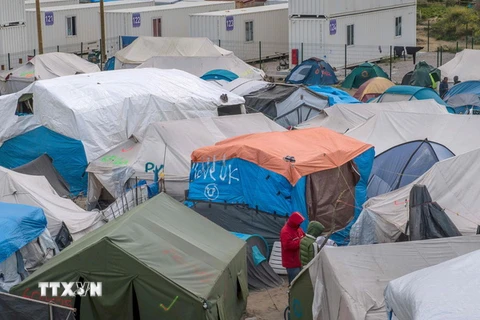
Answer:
[
  {"xmin": 347, "ymin": 24, "xmax": 354, "ymax": 46},
  {"xmin": 395, "ymin": 16, "xmax": 402, "ymax": 37},
  {"xmin": 66, "ymin": 16, "xmax": 77, "ymax": 36},
  {"xmin": 245, "ymin": 21, "xmax": 253, "ymax": 42},
  {"xmin": 153, "ymin": 18, "xmax": 162, "ymax": 37}
]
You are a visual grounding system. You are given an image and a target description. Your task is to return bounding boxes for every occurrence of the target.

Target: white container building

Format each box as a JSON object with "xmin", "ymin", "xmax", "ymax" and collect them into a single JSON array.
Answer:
[
  {"xmin": 24, "ymin": 0, "xmax": 80, "ymax": 10},
  {"xmin": 105, "ymin": 1, "xmax": 235, "ymax": 41},
  {"xmin": 190, "ymin": 4, "xmax": 288, "ymax": 62},
  {"xmin": 0, "ymin": 25, "xmax": 28, "ymax": 70},
  {"xmin": 289, "ymin": 0, "xmax": 417, "ymax": 68},
  {"xmin": 25, "ymin": 1, "xmax": 155, "ymax": 53},
  {"xmin": 0, "ymin": 0, "xmax": 25, "ymax": 26}
]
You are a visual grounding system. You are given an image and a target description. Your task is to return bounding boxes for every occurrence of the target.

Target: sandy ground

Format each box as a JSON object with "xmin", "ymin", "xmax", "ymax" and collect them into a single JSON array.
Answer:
[{"xmin": 243, "ymin": 279, "xmax": 290, "ymax": 320}]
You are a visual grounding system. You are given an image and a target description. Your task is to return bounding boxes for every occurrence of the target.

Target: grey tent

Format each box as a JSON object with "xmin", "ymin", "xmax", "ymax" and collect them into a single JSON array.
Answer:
[
  {"xmin": 12, "ymin": 154, "xmax": 70, "ymax": 197},
  {"xmin": 406, "ymin": 184, "xmax": 462, "ymax": 241},
  {"xmin": 232, "ymin": 233, "xmax": 283, "ymax": 291},
  {"xmin": 244, "ymin": 84, "xmax": 329, "ymax": 128}
]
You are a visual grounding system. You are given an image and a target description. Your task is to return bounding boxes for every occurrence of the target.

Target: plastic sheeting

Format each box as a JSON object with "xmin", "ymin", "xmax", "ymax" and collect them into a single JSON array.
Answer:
[
  {"xmin": 295, "ymin": 100, "xmax": 448, "ymax": 133},
  {"xmin": 438, "ymin": 49, "xmax": 480, "ymax": 82},
  {"xmin": 308, "ymin": 236, "xmax": 480, "ymax": 320},
  {"xmin": 308, "ymin": 86, "xmax": 361, "ymax": 105},
  {"xmin": 0, "ymin": 126, "xmax": 87, "ymax": 195},
  {"xmin": 350, "ymin": 148, "xmax": 480, "ymax": 245},
  {"xmin": 138, "ymin": 56, "xmax": 265, "ymax": 80},
  {"xmin": 86, "ymin": 114, "xmax": 284, "ymax": 202},
  {"xmin": 385, "ymin": 249, "xmax": 480, "ymax": 320},
  {"xmin": 0, "ymin": 202, "xmax": 46, "ymax": 263},
  {"xmin": 221, "ymin": 78, "xmax": 271, "ymax": 96},
  {"xmin": 443, "ymin": 80, "xmax": 480, "ymax": 109},
  {"xmin": 0, "ymin": 167, "xmax": 104, "ymax": 239},
  {"xmin": 0, "ymin": 68, "xmax": 245, "ymax": 162},
  {"xmin": 0, "ymin": 52, "xmax": 100, "ymax": 95}
]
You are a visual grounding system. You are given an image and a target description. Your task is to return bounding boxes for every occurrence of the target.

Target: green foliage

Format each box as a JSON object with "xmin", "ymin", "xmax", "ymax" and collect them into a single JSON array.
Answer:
[
  {"xmin": 417, "ymin": 3, "xmax": 447, "ymax": 20},
  {"xmin": 431, "ymin": 6, "xmax": 480, "ymax": 41}
]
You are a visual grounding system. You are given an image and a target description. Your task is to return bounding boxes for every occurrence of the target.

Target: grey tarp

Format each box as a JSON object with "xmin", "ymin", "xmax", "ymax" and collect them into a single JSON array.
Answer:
[
  {"xmin": 0, "ymin": 292, "xmax": 75, "ymax": 320},
  {"xmin": 408, "ymin": 184, "xmax": 462, "ymax": 241},
  {"xmin": 12, "ymin": 154, "xmax": 70, "ymax": 197}
]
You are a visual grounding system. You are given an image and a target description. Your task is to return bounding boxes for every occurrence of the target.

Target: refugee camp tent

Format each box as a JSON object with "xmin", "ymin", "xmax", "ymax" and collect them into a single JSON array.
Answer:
[
  {"xmin": 350, "ymin": 148, "xmax": 480, "ymax": 245},
  {"xmin": 342, "ymin": 62, "xmax": 389, "ymax": 89},
  {"xmin": 0, "ymin": 126, "xmax": 86, "ymax": 195},
  {"xmin": 288, "ymin": 236, "xmax": 480, "ymax": 320},
  {"xmin": 186, "ymin": 128, "xmax": 375, "ymax": 246},
  {"xmin": 11, "ymin": 193, "xmax": 248, "ymax": 320},
  {"xmin": 345, "ymin": 111, "xmax": 480, "ymax": 199},
  {"xmin": 243, "ymin": 84, "xmax": 330, "ymax": 128},
  {"xmin": 443, "ymin": 80, "xmax": 480, "ymax": 114},
  {"xmin": 232, "ymin": 232, "xmax": 283, "ymax": 290},
  {"xmin": 285, "ymin": 58, "xmax": 338, "ymax": 86},
  {"xmin": 0, "ymin": 52, "xmax": 100, "ymax": 95},
  {"xmin": 377, "ymin": 85, "xmax": 453, "ymax": 112},
  {"xmin": 12, "ymin": 154, "xmax": 70, "ymax": 197},
  {"xmin": 138, "ymin": 56, "xmax": 265, "ymax": 80},
  {"xmin": 0, "ymin": 202, "xmax": 56, "ymax": 292},
  {"xmin": 0, "ymin": 69, "xmax": 245, "ymax": 194},
  {"xmin": 385, "ymin": 249, "xmax": 480, "ymax": 320},
  {"xmin": 294, "ymin": 100, "xmax": 449, "ymax": 133},
  {"xmin": 353, "ymin": 77, "xmax": 395, "ymax": 102},
  {"xmin": 222, "ymin": 78, "xmax": 271, "ymax": 96},
  {"xmin": 201, "ymin": 69, "xmax": 239, "ymax": 82},
  {"xmin": 401, "ymin": 61, "xmax": 441, "ymax": 88},
  {"xmin": 0, "ymin": 167, "xmax": 104, "ymax": 240},
  {"xmin": 308, "ymin": 86, "xmax": 361, "ymax": 105},
  {"xmin": 438, "ymin": 49, "xmax": 480, "ymax": 82},
  {"xmin": 86, "ymin": 114, "xmax": 285, "ymax": 208}
]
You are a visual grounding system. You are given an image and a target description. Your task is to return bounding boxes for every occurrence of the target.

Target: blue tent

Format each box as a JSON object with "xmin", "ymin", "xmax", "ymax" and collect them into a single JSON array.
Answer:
[
  {"xmin": 443, "ymin": 80, "xmax": 480, "ymax": 114},
  {"xmin": 186, "ymin": 129, "xmax": 374, "ymax": 246},
  {"xmin": 0, "ymin": 202, "xmax": 47, "ymax": 263},
  {"xmin": 201, "ymin": 69, "xmax": 239, "ymax": 82},
  {"xmin": 377, "ymin": 85, "xmax": 454, "ymax": 113},
  {"xmin": 0, "ymin": 126, "xmax": 88, "ymax": 195},
  {"xmin": 286, "ymin": 58, "xmax": 339, "ymax": 86},
  {"xmin": 367, "ymin": 140, "xmax": 455, "ymax": 199},
  {"xmin": 309, "ymin": 86, "xmax": 361, "ymax": 105}
]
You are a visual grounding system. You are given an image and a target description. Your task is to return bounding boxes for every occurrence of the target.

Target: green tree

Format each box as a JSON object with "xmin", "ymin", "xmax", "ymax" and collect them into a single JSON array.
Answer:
[{"xmin": 431, "ymin": 6, "xmax": 480, "ymax": 41}]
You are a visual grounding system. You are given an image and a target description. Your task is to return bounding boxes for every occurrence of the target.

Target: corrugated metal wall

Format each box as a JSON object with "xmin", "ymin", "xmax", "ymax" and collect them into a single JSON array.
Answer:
[
  {"xmin": 0, "ymin": 0, "xmax": 25, "ymax": 25},
  {"xmin": 0, "ymin": 25, "xmax": 28, "ymax": 69},
  {"xmin": 24, "ymin": 0, "xmax": 80, "ymax": 10}
]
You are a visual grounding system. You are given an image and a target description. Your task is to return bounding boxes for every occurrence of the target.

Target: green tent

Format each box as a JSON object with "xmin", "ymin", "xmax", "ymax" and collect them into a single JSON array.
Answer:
[
  {"xmin": 11, "ymin": 193, "xmax": 248, "ymax": 320},
  {"xmin": 342, "ymin": 62, "xmax": 389, "ymax": 89},
  {"xmin": 402, "ymin": 61, "xmax": 441, "ymax": 88}
]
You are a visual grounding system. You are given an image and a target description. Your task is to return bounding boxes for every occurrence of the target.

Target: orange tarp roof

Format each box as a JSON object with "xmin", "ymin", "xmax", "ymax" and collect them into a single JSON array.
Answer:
[
  {"xmin": 191, "ymin": 127, "xmax": 373, "ymax": 185},
  {"xmin": 354, "ymin": 77, "xmax": 395, "ymax": 102}
]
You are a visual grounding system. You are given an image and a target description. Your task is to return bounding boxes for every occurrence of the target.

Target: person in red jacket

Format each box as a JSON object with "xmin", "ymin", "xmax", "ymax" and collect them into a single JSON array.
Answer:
[{"xmin": 280, "ymin": 211, "xmax": 305, "ymax": 284}]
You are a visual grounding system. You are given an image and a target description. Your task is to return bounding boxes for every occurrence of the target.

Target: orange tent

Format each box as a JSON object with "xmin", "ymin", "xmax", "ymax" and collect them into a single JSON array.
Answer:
[
  {"xmin": 354, "ymin": 77, "xmax": 395, "ymax": 102},
  {"xmin": 191, "ymin": 127, "xmax": 373, "ymax": 185}
]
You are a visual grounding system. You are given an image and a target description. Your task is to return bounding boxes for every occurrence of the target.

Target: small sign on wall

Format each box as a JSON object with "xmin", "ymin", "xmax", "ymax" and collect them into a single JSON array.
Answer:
[
  {"xmin": 132, "ymin": 13, "xmax": 141, "ymax": 28},
  {"xmin": 45, "ymin": 12, "xmax": 54, "ymax": 26},
  {"xmin": 226, "ymin": 16, "xmax": 234, "ymax": 31},
  {"xmin": 329, "ymin": 19, "xmax": 337, "ymax": 35}
]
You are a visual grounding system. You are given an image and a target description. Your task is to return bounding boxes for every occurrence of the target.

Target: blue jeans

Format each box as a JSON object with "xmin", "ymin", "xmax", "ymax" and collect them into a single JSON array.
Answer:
[{"xmin": 287, "ymin": 267, "xmax": 301, "ymax": 284}]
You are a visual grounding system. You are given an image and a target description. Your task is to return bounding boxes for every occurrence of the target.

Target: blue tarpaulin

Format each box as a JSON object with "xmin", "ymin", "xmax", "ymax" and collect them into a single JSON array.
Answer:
[
  {"xmin": 0, "ymin": 202, "xmax": 47, "ymax": 263},
  {"xmin": 121, "ymin": 36, "xmax": 138, "ymax": 49},
  {"xmin": 0, "ymin": 126, "xmax": 88, "ymax": 195},
  {"xmin": 443, "ymin": 80, "xmax": 480, "ymax": 113},
  {"xmin": 309, "ymin": 86, "xmax": 361, "ymax": 106}
]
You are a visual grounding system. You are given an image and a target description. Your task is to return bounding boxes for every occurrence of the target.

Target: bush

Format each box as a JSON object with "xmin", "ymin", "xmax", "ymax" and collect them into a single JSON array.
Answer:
[
  {"xmin": 431, "ymin": 6, "xmax": 480, "ymax": 41},
  {"xmin": 417, "ymin": 3, "xmax": 447, "ymax": 20}
]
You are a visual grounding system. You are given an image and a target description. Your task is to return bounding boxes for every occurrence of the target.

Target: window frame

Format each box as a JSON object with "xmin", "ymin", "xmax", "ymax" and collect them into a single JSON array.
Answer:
[
  {"xmin": 395, "ymin": 16, "xmax": 402, "ymax": 37},
  {"xmin": 347, "ymin": 24, "xmax": 354, "ymax": 46},
  {"xmin": 245, "ymin": 20, "xmax": 254, "ymax": 43},
  {"xmin": 66, "ymin": 15, "xmax": 77, "ymax": 37}
]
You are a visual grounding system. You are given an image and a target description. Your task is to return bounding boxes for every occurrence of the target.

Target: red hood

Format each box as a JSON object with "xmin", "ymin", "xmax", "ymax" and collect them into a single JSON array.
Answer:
[{"xmin": 287, "ymin": 212, "xmax": 305, "ymax": 228}]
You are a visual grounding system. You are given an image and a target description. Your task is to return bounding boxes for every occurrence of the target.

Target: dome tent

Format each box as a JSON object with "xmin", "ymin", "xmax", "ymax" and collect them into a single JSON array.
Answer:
[
  {"xmin": 443, "ymin": 80, "xmax": 480, "ymax": 114},
  {"xmin": 342, "ymin": 62, "xmax": 389, "ymax": 89},
  {"xmin": 285, "ymin": 58, "xmax": 338, "ymax": 86},
  {"xmin": 353, "ymin": 77, "xmax": 395, "ymax": 102},
  {"xmin": 401, "ymin": 61, "xmax": 441, "ymax": 88},
  {"xmin": 200, "ymin": 69, "xmax": 239, "ymax": 82}
]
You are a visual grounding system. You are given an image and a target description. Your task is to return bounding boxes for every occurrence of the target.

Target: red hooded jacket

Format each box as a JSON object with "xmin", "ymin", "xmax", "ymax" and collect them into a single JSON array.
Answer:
[{"xmin": 280, "ymin": 212, "xmax": 306, "ymax": 268}]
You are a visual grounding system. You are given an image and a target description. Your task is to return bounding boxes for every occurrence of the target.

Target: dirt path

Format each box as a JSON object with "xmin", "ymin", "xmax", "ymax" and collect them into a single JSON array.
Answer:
[{"xmin": 243, "ymin": 280, "xmax": 289, "ymax": 320}]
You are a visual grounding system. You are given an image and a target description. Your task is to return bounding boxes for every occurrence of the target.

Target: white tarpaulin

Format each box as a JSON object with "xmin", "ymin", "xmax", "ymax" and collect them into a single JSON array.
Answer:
[
  {"xmin": 137, "ymin": 56, "xmax": 265, "ymax": 80},
  {"xmin": 0, "ymin": 167, "xmax": 104, "ymax": 239},
  {"xmin": 0, "ymin": 52, "xmax": 100, "ymax": 95},
  {"xmin": 309, "ymin": 236, "xmax": 480, "ymax": 320},
  {"xmin": 295, "ymin": 100, "xmax": 448, "ymax": 133},
  {"xmin": 385, "ymin": 249, "xmax": 480, "ymax": 320},
  {"xmin": 438, "ymin": 49, "xmax": 480, "ymax": 82},
  {"xmin": 346, "ymin": 111, "xmax": 480, "ymax": 155},
  {"xmin": 86, "ymin": 113, "xmax": 285, "ymax": 203},
  {"xmin": 350, "ymin": 148, "xmax": 480, "ymax": 244},
  {"xmin": 0, "ymin": 68, "xmax": 245, "ymax": 161},
  {"xmin": 114, "ymin": 36, "xmax": 232, "ymax": 68},
  {"xmin": 221, "ymin": 78, "xmax": 271, "ymax": 96}
]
